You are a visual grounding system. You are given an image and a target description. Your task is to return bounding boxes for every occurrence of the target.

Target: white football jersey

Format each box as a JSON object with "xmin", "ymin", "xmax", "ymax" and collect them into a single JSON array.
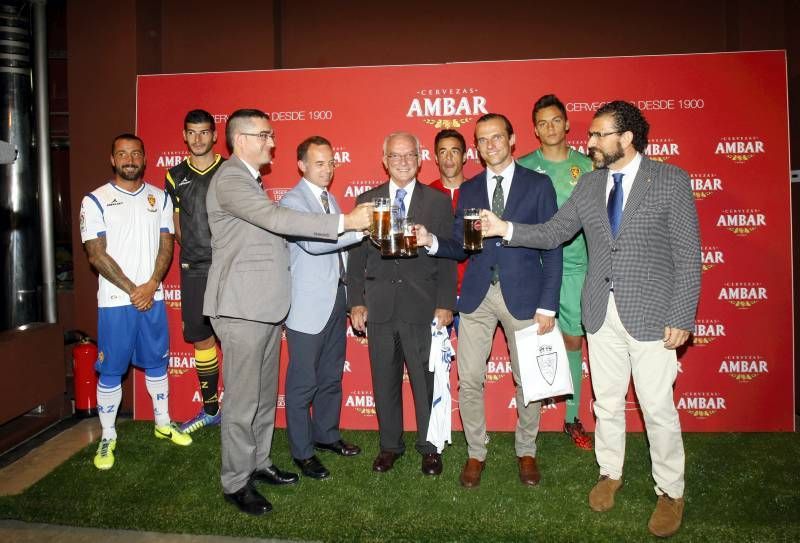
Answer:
[{"xmin": 80, "ymin": 181, "xmax": 174, "ymax": 308}]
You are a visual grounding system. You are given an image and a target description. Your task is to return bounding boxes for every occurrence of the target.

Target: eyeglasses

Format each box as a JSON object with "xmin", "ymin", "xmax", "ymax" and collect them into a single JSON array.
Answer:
[
  {"xmin": 241, "ymin": 132, "xmax": 276, "ymax": 142},
  {"xmin": 587, "ymin": 130, "xmax": 622, "ymax": 139},
  {"xmin": 386, "ymin": 153, "xmax": 419, "ymax": 163}
]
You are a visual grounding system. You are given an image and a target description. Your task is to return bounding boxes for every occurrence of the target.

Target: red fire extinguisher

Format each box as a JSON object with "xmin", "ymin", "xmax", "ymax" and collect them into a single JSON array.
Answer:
[{"xmin": 73, "ymin": 337, "xmax": 98, "ymax": 416}]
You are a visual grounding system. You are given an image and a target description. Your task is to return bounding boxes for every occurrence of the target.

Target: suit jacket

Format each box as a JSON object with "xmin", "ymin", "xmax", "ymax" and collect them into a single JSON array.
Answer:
[
  {"xmin": 203, "ymin": 155, "xmax": 339, "ymax": 323},
  {"xmin": 280, "ymin": 179, "xmax": 361, "ymax": 334},
  {"xmin": 435, "ymin": 163, "xmax": 562, "ymax": 321},
  {"xmin": 347, "ymin": 181, "xmax": 457, "ymax": 324},
  {"xmin": 509, "ymin": 156, "xmax": 701, "ymax": 341}
]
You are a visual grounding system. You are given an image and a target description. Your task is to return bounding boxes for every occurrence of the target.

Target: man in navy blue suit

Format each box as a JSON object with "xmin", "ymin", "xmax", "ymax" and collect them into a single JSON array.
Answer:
[{"xmin": 416, "ymin": 113, "xmax": 562, "ymax": 488}]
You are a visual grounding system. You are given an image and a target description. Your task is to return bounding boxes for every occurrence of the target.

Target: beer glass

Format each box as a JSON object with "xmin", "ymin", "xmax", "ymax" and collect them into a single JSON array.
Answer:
[
  {"xmin": 380, "ymin": 215, "xmax": 404, "ymax": 257},
  {"xmin": 371, "ymin": 197, "xmax": 392, "ymax": 244},
  {"xmin": 400, "ymin": 217, "xmax": 417, "ymax": 257},
  {"xmin": 463, "ymin": 208, "xmax": 483, "ymax": 251}
]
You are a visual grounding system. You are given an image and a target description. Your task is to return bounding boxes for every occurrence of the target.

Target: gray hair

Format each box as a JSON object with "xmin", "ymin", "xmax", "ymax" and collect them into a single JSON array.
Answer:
[{"xmin": 382, "ymin": 131, "xmax": 420, "ymax": 156}]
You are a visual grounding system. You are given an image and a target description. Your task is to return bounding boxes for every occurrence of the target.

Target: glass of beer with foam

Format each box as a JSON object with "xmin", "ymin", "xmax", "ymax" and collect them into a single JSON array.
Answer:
[{"xmin": 463, "ymin": 208, "xmax": 483, "ymax": 251}]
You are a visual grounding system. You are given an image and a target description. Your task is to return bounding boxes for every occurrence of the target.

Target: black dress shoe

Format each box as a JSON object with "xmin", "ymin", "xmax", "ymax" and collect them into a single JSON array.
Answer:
[
  {"xmin": 314, "ymin": 439, "xmax": 362, "ymax": 457},
  {"xmin": 421, "ymin": 453, "xmax": 443, "ymax": 476},
  {"xmin": 372, "ymin": 450, "xmax": 401, "ymax": 472},
  {"xmin": 294, "ymin": 455, "xmax": 330, "ymax": 479},
  {"xmin": 251, "ymin": 464, "xmax": 299, "ymax": 485},
  {"xmin": 224, "ymin": 483, "xmax": 272, "ymax": 515}
]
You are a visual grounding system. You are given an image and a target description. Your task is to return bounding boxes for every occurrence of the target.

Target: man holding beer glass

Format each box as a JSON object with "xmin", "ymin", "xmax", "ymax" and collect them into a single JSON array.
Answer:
[
  {"xmin": 416, "ymin": 113, "xmax": 562, "ymax": 488},
  {"xmin": 347, "ymin": 132, "xmax": 457, "ymax": 476}
]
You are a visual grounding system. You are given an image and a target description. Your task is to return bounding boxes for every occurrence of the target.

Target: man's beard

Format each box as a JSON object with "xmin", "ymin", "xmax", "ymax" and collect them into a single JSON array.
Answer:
[
  {"xmin": 115, "ymin": 164, "xmax": 143, "ymax": 181},
  {"xmin": 589, "ymin": 143, "xmax": 624, "ymax": 169}
]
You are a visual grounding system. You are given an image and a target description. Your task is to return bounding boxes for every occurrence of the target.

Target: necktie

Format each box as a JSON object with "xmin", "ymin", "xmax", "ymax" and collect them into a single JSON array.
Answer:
[
  {"xmin": 395, "ymin": 188, "xmax": 407, "ymax": 218},
  {"xmin": 256, "ymin": 175, "xmax": 263, "ymax": 189},
  {"xmin": 490, "ymin": 175, "xmax": 504, "ymax": 284},
  {"xmin": 321, "ymin": 190, "xmax": 346, "ymax": 283},
  {"xmin": 607, "ymin": 173, "xmax": 624, "ymax": 238},
  {"xmin": 491, "ymin": 175, "xmax": 504, "ymax": 216}
]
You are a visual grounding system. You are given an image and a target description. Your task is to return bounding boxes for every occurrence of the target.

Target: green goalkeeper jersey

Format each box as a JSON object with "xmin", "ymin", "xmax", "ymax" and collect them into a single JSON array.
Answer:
[{"xmin": 518, "ymin": 148, "xmax": 592, "ymax": 275}]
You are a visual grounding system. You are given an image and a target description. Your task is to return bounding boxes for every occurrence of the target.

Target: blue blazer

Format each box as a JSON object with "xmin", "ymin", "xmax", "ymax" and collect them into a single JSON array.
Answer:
[{"xmin": 435, "ymin": 163, "xmax": 562, "ymax": 320}]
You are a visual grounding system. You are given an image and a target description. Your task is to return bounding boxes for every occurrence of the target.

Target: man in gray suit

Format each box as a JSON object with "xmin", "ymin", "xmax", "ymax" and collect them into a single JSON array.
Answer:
[
  {"xmin": 481, "ymin": 101, "xmax": 700, "ymax": 538},
  {"xmin": 280, "ymin": 136, "xmax": 363, "ymax": 480},
  {"xmin": 204, "ymin": 110, "xmax": 372, "ymax": 515}
]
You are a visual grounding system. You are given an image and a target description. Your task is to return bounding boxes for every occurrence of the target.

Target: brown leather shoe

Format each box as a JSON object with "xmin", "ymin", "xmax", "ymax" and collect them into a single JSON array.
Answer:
[
  {"xmin": 517, "ymin": 456, "xmax": 541, "ymax": 486},
  {"xmin": 588, "ymin": 475, "xmax": 623, "ymax": 512},
  {"xmin": 648, "ymin": 494, "xmax": 685, "ymax": 538},
  {"xmin": 421, "ymin": 453, "xmax": 442, "ymax": 476},
  {"xmin": 372, "ymin": 450, "xmax": 401, "ymax": 473},
  {"xmin": 459, "ymin": 458, "xmax": 485, "ymax": 488}
]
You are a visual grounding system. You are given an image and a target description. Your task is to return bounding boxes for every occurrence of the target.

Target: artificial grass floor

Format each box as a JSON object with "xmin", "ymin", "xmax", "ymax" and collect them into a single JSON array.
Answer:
[{"xmin": 0, "ymin": 421, "xmax": 798, "ymax": 542}]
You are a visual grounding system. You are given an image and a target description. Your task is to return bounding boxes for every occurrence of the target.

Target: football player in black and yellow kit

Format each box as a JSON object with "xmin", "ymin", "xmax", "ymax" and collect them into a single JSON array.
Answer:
[{"xmin": 165, "ymin": 109, "xmax": 225, "ymax": 434}]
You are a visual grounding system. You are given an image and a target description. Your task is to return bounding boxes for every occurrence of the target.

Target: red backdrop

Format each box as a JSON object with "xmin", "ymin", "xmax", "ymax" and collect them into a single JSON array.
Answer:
[{"xmin": 134, "ymin": 51, "xmax": 794, "ymax": 432}]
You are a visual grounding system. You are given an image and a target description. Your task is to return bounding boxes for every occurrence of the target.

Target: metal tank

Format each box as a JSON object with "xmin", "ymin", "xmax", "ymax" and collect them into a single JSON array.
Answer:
[{"xmin": 0, "ymin": 1, "xmax": 42, "ymax": 329}]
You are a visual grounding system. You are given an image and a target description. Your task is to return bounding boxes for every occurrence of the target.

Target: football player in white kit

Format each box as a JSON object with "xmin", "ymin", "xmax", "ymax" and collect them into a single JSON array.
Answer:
[{"xmin": 80, "ymin": 133, "xmax": 192, "ymax": 470}]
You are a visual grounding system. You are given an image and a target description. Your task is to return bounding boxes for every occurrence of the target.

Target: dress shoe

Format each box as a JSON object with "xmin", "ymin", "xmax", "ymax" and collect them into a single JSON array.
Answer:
[
  {"xmin": 517, "ymin": 456, "xmax": 541, "ymax": 486},
  {"xmin": 648, "ymin": 494, "xmax": 685, "ymax": 537},
  {"xmin": 223, "ymin": 483, "xmax": 272, "ymax": 515},
  {"xmin": 421, "ymin": 453, "xmax": 443, "ymax": 476},
  {"xmin": 459, "ymin": 458, "xmax": 485, "ymax": 488},
  {"xmin": 372, "ymin": 450, "xmax": 401, "ymax": 472},
  {"xmin": 314, "ymin": 439, "xmax": 361, "ymax": 457},
  {"xmin": 251, "ymin": 464, "xmax": 299, "ymax": 485},
  {"xmin": 294, "ymin": 455, "xmax": 330, "ymax": 480},
  {"xmin": 588, "ymin": 475, "xmax": 623, "ymax": 512}
]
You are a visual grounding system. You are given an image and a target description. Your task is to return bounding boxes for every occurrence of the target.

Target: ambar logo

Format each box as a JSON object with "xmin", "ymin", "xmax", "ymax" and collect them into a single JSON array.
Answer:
[
  {"xmin": 406, "ymin": 87, "xmax": 488, "ymax": 129},
  {"xmin": 719, "ymin": 355, "xmax": 769, "ymax": 383},
  {"xmin": 714, "ymin": 136, "xmax": 765, "ymax": 164},
  {"xmin": 343, "ymin": 179, "xmax": 383, "ymax": 199},
  {"xmin": 716, "ymin": 208, "xmax": 766, "ymax": 236},
  {"xmin": 163, "ymin": 285, "xmax": 181, "ymax": 309},
  {"xmin": 345, "ymin": 390, "xmax": 376, "ymax": 416},
  {"xmin": 486, "ymin": 356, "xmax": 512, "ymax": 383},
  {"xmin": 718, "ymin": 282, "xmax": 767, "ymax": 309},
  {"xmin": 677, "ymin": 391, "xmax": 727, "ymax": 419},
  {"xmin": 701, "ymin": 246, "xmax": 725, "ymax": 272},
  {"xmin": 691, "ymin": 174, "xmax": 724, "ymax": 201},
  {"xmin": 332, "ymin": 145, "xmax": 351, "ymax": 166},
  {"xmin": 155, "ymin": 151, "xmax": 188, "ymax": 169},
  {"xmin": 693, "ymin": 319, "xmax": 726, "ymax": 346},
  {"xmin": 644, "ymin": 138, "xmax": 679, "ymax": 162},
  {"xmin": 168, "ymin": 353, "xmax": 195, "ymax": 377}
]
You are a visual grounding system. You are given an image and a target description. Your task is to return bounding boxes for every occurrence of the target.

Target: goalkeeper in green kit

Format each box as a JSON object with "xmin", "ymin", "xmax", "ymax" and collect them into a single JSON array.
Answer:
[{"xmin": 518, "ymin": 94, "xmax": 593, "ymax": 450}]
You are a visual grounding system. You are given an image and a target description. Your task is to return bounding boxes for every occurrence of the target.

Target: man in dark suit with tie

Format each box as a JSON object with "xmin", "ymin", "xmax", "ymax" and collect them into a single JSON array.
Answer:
[
  {"xmin": 481, "ymin": 101, "xmax": 701, "ymax": 538},
  {"xmin": 280, "ymin": 136, "xmax": 363, "ymax": 480},
  {"xmin": 204, "ymin": 110, "xmax": 372, "ymax": 515},
  {"xmin": 416, "ymin": 113, "xmax": 562, "ymax": 489},
  {"xmin": 347, "ymin": 131, "xmax": 457, "ymax": 476}
]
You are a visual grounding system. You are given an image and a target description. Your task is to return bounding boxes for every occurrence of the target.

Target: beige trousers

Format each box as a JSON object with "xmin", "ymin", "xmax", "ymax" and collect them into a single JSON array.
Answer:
[
  {"xmin": 457, "ymin": 283, "xmax": 541, "ymax": 461},
  {"xmin": 587, "ymin": 293, "xmax": 685, "ymax": 498}
]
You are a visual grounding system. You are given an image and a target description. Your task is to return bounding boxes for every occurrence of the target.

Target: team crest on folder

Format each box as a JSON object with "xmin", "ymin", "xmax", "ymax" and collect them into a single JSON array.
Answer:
[{"xmin": 536, "ymin": 349, "xmax": 558, "ymax": 386}]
